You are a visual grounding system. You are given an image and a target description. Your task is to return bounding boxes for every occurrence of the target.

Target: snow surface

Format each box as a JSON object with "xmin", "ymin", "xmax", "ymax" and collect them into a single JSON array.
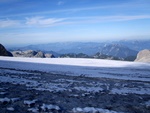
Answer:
[
  {"xmin": 0, "ymin": 56, "xmax": 150, "ymax": 81},
  {"xmin": 0, "ymin": 57, "xmax": 150, "ymax": 112},
  {"xmin": 0, "ymin": 57, "xmax": 150, "ymax": 95},
  {"xmin": 0, "ymin": 56, "xmax": 150, "ymax": 68},
  {"xmin": 41, "ymin": 104, "xmax": 60, "ymax": 111}
]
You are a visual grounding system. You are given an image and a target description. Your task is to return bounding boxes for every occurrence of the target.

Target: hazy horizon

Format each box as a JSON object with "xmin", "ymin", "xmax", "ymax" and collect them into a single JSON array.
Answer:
[
  {"xmin": 3, "ymin": 38, "xmax": 150, "ymax": 49},
  {"xmin": 0, "ymin": 0, "xmax": 150, "ymax": 46}
]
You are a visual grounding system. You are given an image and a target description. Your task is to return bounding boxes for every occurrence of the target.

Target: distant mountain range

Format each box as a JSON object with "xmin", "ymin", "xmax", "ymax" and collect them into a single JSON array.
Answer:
[
  {"xmin": 11, "ymin": 42, "xmax": 103, "ymax": 55},
  {"xmin": 8, "ymin": 39, "xmax": 150, "ymax": 61},
  {"xmin": 118, "ymin": 40, "xmax": 150, "ymax": 51},
  {"xmin": 99, "ymin": 44, "xmax": 138, "ymax": 58}
]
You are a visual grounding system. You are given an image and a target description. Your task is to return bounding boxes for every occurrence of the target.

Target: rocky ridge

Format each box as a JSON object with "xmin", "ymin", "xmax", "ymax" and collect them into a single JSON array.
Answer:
[
  {"xmin": 0, "ymin": 44, "xmax": 13, "ymax": 57},
  {"xmin": 11, "ymin": 50, "xmax": 54, "ymax": 58},
  {"xmin": 135, "ymin": 49, "xmax": 150, "ymax": 63}
]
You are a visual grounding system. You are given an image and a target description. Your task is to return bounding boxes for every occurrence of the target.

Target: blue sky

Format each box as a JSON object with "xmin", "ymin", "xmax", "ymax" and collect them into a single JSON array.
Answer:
[{"xmin": 0, "ymin": 0, "xmax": 150, "ymax": 46}]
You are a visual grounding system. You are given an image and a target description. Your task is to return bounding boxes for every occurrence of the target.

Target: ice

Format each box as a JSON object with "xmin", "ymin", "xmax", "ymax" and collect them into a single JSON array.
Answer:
[
  {"xmin": 72, "ymin": 107, "xmax": 123, "ymax": 113},
  {"xmin": 0, "ymin": 57, "xmax": 150, "ymax": 95},
  {"xmin": 0, "ymin": 57, "xmax": 150, "ymax": 82},
  {"xmin": 0, "ymin": 57, "xmax": 149, "ymax": 68}
]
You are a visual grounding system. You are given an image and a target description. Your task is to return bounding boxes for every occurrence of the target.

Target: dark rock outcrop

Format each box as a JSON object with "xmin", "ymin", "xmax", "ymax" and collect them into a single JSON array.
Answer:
[
  {"xmin": 0, "ymin": 44, "xmax": 13, "ymax": 57},
  {"xmin": 134, "ymin": 49, "xmax": 150, "ymax": 63}
]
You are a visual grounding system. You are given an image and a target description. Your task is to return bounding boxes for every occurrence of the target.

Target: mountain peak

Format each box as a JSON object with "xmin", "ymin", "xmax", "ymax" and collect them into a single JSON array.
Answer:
[{"xmin": 0, "ymin": 44, "xmax": 13, "ymax": 57}]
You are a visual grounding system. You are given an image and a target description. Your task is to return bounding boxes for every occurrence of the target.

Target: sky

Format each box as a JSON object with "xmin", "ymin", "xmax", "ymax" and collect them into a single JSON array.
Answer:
[{"xmin": 0, "ymin": 0, "xmax": 150, "ymax": 46}]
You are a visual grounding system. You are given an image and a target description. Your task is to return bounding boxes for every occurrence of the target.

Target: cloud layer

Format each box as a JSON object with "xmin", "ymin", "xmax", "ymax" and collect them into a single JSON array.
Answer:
[
  {"xmin": 1, "ymin": 15, "xmax": 150, "ymax": 28},
  {"xmin": 25, "ymin": 17, "xmax": 65, "ymax": 27},
  {"xmin": 0, "ymin": 19, "xmax": 20, "ymax": 28}
]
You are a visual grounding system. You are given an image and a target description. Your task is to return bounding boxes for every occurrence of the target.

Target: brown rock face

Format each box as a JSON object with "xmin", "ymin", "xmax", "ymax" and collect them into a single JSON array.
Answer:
[
  {"xmin": 134, "ymin": 49, "xmax": 150, "ymax": 63},
  {"xmin": 0, "ymin": 44, "xmax": 13, "ymax": 57}
]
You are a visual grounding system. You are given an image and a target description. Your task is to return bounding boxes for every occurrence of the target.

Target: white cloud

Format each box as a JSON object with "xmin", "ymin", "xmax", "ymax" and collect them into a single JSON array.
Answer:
[
  {"xmin": 0, "ymin": 15, "xmax": 150, "ymax": 29},
  {"xmin": 57, "ymin": 1, "xmax": 64, "ymax": 6},
  {"xmin": 0, "ymin": 19, "xmax": 20, "ymax": 28},
  {"xmin": 25, "ymin": 17, "xmax": 66, "ymax": 27},
  {"xmin": 66, "ymin": 15, "xmax": 150, "ymax": 24}
]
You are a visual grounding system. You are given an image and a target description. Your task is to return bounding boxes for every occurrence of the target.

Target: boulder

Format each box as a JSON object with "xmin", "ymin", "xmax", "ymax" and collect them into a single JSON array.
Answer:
[{"xmin": 134, "ymin": 49, "xmax": 150, "ymax": 63}]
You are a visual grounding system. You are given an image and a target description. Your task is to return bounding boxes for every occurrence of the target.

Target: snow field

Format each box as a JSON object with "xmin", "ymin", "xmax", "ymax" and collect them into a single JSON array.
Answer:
[{"xmin": 0, "ymin": 57, "xmax": 150, "ymax": 82}]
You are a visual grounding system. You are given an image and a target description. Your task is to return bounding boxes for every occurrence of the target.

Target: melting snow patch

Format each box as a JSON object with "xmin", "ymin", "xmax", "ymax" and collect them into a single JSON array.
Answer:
[
  {"xmin": 0, "ymin": 92, "xmax": 7, "ymax": 95},
  {"xmin": 111, "ymin": 87, "xmax": 150, "ymax": 95},
  {"xmin": 0, "ymin": 97, "xmax": 10, "ymax": 103},
  {"xmin": 24, "ymin": 100, "xmax": 37, "ymax": 107},
  {"xmin": 145, "ymin": 100, "xmax": 150, "ymax": 108},
  {"xmin": 72, "ymin": 107, "xmax": 123, "ymax": 113},
  {"xmin": 41, "ymin": 104, "xmax": 60, "ymax": 111},
  {"xmin": 11, "ymin": 98, "xmax": 20, "ymax": 102},
  {"xmin": 28, "ymin": 108, "xmax": 39, "ymax": 113},
  {"xmin": 7, "ymin": 107, "xmax": 14, "ymax": 111},
  {"xmin": 0, "ymin": 69, "xmax": 32, "ymax": 75},
  {"xmin": 74, "ymin": 86, "xmax": 103, "ymax": 93}
]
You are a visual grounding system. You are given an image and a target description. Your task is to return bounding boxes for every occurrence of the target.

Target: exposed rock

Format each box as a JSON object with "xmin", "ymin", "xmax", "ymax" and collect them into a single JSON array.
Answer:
[
  {"xmin": 34, "ymin": 51, "xmax": 45, "ymax": 58},
  {"xmin": 134, "ymin": 49, "xmax": 150, "ymax": 63},
  {"xmin": 12, "ymin": 50, "xmax": 38, "ymax": 57},
  {"xmin": 24, "ymin": 50, "xmax": 38, "ymax": 57},
  {"xmin": 11, "ymin": 50, "xmax": 54, "ymax": 58},
  {"xmin": 0, "ymin": 44, "xmax": 13, "ymax": 57},
  {"xmin": 60, "ymin": 53, "xmax": 90, "ymax": 58},
  {"xmin": 45, "ymin": 53, "xmax": 55, "ymax": 58},
  {"xmin": 93, "ymin": 52, "xmax": 121, "ymax": 60},
  {"xmin": 11, "ymin": 51, "xmax": 24, "ymax": 57}
]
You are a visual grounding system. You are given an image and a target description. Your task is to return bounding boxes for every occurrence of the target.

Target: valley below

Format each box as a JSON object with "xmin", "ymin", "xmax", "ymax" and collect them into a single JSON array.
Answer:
[{"xmin": 0, "ymin": 57, "xmax": 150, "ymax": 113}]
